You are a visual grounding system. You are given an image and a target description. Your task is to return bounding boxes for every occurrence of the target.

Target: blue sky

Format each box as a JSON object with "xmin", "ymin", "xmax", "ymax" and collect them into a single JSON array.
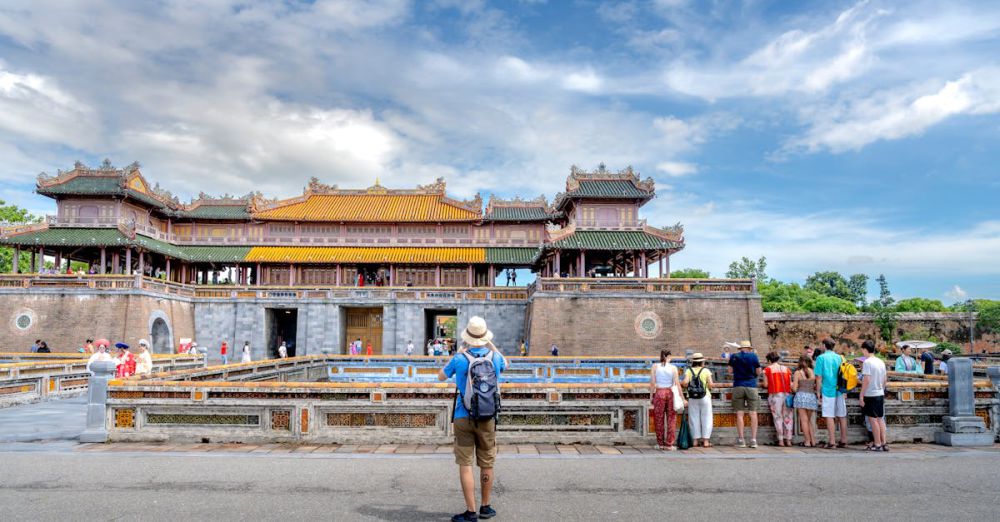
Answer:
[{"xmin": 0, "ymin": 0, "xmax": 997, "ymax": 302}]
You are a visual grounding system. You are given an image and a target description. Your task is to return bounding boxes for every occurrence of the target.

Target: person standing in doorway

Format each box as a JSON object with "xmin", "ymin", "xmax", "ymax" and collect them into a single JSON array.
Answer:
[
  {"xmin": 278, "ymin": 341, "xmax": 288, "ymax": 359},
  {"xmin": 815, "ymin": 338, "xmax": 848, "ymax": 449},
  {"xmin": 728, "ymin": 340, "xmax": 761, "ymax": 448},
  {"xmin": 365, "ymin": 341, "xmax": 373, "ymax": 356},
  {"xmin": 550, "ymin": 343, "xmax": 559, "ymax": 356},
  {"xmin": 406, "ymin": 340, "xmax": 414, "ymax": 356},
  {"xmin": 505, "ymin": 270, "xmax": 511, "ymax": 287},
  {"xmin": 220, "ymin": 340, "xmax": 229, "ymax": 365},
  {"xmin": 438, "ymin": 316, "xmax": 506, "ymax": 522},
  {"xmin": 241, "ymin": 341, "xmax": 252, "ymax": 363},
  {"xmin": 511, "ymin": 270, "xmax": 517, "ymax": 286}
]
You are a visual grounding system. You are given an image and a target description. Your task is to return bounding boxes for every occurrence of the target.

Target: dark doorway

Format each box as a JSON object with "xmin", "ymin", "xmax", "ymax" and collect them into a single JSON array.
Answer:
[
  {"xmin": 150, "ymin": 318, "xmax": 171, "ymax": 354},
  {"xmin": 424, "ymin": 309, "xmax": 457, "ymax": 355},
  {"xmin": 267, "ymin": 308, "xmax": 298, "ymax": 358}
]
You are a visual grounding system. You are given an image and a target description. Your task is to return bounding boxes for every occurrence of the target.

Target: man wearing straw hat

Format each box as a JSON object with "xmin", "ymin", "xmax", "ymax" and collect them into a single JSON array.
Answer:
[{"xmin": 438, "ymin": 316, "xmax": 507, "ymax": 522}]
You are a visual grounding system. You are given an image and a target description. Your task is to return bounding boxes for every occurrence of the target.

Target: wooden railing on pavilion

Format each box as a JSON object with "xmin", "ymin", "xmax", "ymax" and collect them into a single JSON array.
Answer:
[{"xmin": 531, "ymin": 277, "xmax": 757, "ymax": 294}]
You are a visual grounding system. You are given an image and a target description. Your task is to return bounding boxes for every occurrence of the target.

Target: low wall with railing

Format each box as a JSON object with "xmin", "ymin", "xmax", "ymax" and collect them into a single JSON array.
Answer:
[
  {"xmin": 0, "ymin": 354, "xmax": 205, "ymax": 407},
  {"xmin": 102, "ymin": 355, "xmax": 1000, "ymax": 445}
]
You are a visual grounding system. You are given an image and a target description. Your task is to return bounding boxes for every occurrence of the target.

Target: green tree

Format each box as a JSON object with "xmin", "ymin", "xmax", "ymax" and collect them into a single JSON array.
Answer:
[
  {"xmin": 847, "ymin": 273, "xmax": 868, "ymax": 307},
  {"xmin": 894, "ymin": 298, "xmax": 947, "ymax": 313},
  {"xmin": 758, "ymin": 279, "xmax": 857, "ymax": 314},
  {"xmin": 670, "ymin": 268, "xmax": 710, "ymax": 278},
  {"xmin": 876, "ymin": 274, "xmax": 893, "ymax": 306},
  {"xmin": 804, "ymin": 271, "xmax": 854, "ymax": 301},
  {"xmin": 726, "ymin": 256, "xmax": 767, "ymax": 281},
  {"xmin": 0, "ymin": 200, "xmax": 40, "ymax": 273},
  {"xmin": 870, "ymin": 274, "xmax": 897, "ymax": 343}
]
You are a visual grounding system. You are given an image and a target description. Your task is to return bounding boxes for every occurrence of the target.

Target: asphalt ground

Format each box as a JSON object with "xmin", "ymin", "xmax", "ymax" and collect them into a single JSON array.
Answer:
[{"xmin": 2, "ymin": 447, "xmax": 998, "ymax": 521}]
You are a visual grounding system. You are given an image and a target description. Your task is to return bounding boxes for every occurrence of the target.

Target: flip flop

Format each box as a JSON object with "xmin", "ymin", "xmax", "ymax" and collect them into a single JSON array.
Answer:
[{"xmin": 836, "ymin": 442, "xmax": 847, "ymax": 448}]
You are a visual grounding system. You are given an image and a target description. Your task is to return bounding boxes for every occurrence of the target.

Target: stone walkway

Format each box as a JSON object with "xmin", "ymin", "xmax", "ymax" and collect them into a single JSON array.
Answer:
[
  {"xmin": 0, "ymin": 395, "xmax": 86, "ymax": 443},
  {"xmin": 0, "ymin": 440, "xmax": 988, "ymax": 458}
]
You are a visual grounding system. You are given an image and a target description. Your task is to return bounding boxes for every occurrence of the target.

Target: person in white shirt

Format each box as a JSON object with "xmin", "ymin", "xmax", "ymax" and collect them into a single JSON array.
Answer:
[
  {"xmin": 859, "ymin": 340, "xmax": 888, "ymax": 452},
  {"xmin": 86, "ymin": 341, "xmax": 113, "ymax": 374},
  {"xmin": 406, "ymin": 340, "xmax": 414, "ymax": 356},
  {"xmin": 241, "ymin": 341, "xmax": 252, "ymax": 363},
  {"xmin": 278, "ymin": 342, "xmax": 288, "ymax": 359},
  {"xmin": 188, "ymin": 342, "xmax": 199, "ymax": 356},
  {"xmin": 135, "ymin": 339, "xmax": 154, "ymax": 375}
]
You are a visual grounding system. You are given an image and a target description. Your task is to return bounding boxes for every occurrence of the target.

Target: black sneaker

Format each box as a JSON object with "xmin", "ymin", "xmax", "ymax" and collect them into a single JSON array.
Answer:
[
  {"xmin": 479, "ymin": 505, "xmax": 497, "ymax": 519},
  {"xmin": 451, "ymin": 510, "xmax": 478, "ymax": 522}
]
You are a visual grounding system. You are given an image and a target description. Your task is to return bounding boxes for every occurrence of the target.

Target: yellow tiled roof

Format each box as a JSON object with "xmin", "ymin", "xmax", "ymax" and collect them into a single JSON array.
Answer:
[
  {"xmin": 254, "ymin": 194, "xmax": 480, "ymax": 222},
  {"xmin": 245, "ymin": 247, "xmax": 487, "ymax": 264}
]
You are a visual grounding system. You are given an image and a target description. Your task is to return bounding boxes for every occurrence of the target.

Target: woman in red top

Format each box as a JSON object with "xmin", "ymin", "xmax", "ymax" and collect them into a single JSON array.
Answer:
[
  {"xmin": 762, "ymin": 351, "xmax": 794, "ymax": 446},
  {"xmin": 365, "ymin": 342, "xmax": 373, "ymax": 356}
]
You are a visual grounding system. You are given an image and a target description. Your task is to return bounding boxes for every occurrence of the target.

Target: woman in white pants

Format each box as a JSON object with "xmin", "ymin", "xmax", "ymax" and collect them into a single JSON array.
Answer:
[{"xmin": 681, "ymin": 353, "xmax": 715, "ymax": 447}]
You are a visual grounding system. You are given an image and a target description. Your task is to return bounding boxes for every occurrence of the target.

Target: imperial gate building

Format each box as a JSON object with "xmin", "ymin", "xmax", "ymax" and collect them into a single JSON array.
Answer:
[{"xmin": 0, "ymin": 161, "xmax": 767, "ymax": 358}]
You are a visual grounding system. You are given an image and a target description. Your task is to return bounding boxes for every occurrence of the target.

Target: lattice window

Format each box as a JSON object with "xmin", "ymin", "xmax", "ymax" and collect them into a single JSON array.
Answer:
[
  {"xmin": 326, "ymin": 412, "xmax": 438, "ymax": 428},
  {"xmin": 271, "ymin": 410, "xmax": 291, "ymax": 431},
  {"xmin": 146, "ymin": 413, "xmax": 260, "ymax": 426},
  {"xmin": 114, "ymin": 408, "xmax": 136, "ymax": 429}
]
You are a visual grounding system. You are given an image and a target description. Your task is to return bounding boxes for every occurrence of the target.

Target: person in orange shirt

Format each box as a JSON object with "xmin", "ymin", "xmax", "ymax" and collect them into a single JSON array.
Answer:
[
  {"xmin": 365, "ymin": 341, "xmax": 373, "ymax": 356},
  {"xmin": 220, "ymin": 340, "xmax": 229, "ymax": 365}
]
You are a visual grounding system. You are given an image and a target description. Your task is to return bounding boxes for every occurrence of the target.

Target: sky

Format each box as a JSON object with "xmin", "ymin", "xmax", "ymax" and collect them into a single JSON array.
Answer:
[{"xmin": 0, "ymin": 0, "xmax": 997, "ymax": 302}]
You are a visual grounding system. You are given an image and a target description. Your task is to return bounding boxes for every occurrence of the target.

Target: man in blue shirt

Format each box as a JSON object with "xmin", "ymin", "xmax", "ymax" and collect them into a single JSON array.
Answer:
[
  {"xmin": 439, "ymin": 316, "xmax": 506, "ymax": 522},
  {"xmin": 728, "ymin": 340, "xmax": 761, "ymax": 448},
  {"xmin": 815, "ymin": 338, "xmax": 847, "ymax": 448}
]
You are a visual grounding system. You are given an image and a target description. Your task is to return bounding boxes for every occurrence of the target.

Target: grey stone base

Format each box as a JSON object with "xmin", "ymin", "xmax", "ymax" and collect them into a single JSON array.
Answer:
[
  {"xmin": 934, "ymin": 431, "xmax": 994, "ymax": 446},
  {"xmin": 79, "ymin": 429, "xmax": 108, "ymax": 443}
]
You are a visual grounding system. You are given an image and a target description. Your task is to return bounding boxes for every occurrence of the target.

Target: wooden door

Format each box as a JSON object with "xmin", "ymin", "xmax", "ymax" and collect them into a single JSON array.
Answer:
[{"xmin": 345, "ymin": 308, "xmax": 383, "ymax": 354}]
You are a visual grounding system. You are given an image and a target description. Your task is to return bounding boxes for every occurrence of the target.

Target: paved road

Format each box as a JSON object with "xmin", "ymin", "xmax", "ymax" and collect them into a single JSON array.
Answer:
[
  {"xmin": 0, "ymin": 395, "xmax": 85, "ymax": 442},
  {"xmin": 1, "ymin": 449, "xmax": 998, "ymax": 521}
]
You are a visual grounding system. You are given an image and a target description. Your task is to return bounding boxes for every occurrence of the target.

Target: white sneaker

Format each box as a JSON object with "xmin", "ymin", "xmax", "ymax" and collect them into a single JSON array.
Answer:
[{"xmin": 737, "ymin": 439, "xmax": 746, "ymax": 448}]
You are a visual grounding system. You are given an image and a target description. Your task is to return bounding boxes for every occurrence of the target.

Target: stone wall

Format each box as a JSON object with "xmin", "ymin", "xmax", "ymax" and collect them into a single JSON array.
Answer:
[
  {"xmin": 526, "ymin": 292, "xmax": 768, "ymax": 356},
  {"xmin": 0, "ymin": 291, "xmax": 195, "ymax": 353},
  {"xmin": 765, "ymin": 312, "xmax": 998, "ymax": 354},
  {"xmin": 193, "ymin": 299, "xmax": 526, "ymax": 360}
]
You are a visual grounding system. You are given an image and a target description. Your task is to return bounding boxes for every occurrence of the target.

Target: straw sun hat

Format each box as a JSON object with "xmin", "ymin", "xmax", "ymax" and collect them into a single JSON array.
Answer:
[{"xmin": 460, "ymin": 316, "xmax": 494, "ymax": 347}]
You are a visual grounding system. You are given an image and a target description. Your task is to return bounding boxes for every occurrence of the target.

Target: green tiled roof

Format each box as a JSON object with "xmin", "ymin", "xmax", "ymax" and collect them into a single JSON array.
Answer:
[
  {"xmin": 485, "ymin": 247, "xmax": 540, "ymax": 264},
  {"xmin": 37, "ymin": 176, "xmax": 123, "ymax": 195},
  {"xmin": 548, "ymin": 231, "xmax": 682, "ymax": 251},
  {"xmin": 175, "ymin": 205, "xmax": 250, "ymax": 220},
  {"xmin": 183, "ymin": 246, "xmax": 252, "ymax": 263},
  {"xmin": 569, "ymin": 180, "xmax": 651, "ymax": 199},
  {"xmin": 0, "ymin": 228, "xmax": 130, "ymax": 247},
  {"xmin": 37, "ymin": 177, "xmax": 171, "ymax": 209},
  {"xmin": 485, "ymin": 207, "xmax": 552, "ymax": 222},
  {"xmin": 0, "ymin": 228, "xmax": 251, "ymax": 263}
]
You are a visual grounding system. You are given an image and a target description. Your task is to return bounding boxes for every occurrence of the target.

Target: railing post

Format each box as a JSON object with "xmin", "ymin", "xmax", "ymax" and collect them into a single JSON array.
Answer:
[
  {"xmin": 935, "ymin": 358, "xmax": 991, "ymax": 446},
  {"xmin": 80, "ymin": 360, "xmax": 117, "ymax": 443}
]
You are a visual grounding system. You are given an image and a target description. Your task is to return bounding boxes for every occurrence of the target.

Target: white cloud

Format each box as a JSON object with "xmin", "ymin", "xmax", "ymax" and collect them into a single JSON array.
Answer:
[
  {"xmin": 657, "ymin": 161, "xmax": 697, "ymax": 177},
  {"xmin": 0, "ymin": 65, "xmax": 97, "ymax": 148},
  {"xmin": 945, "ymin": 285, "xmax": 969, "ymax": 302},
  {"xmin": 788, "ymin": 67, "xmax": 1000, "ymax": 153}
]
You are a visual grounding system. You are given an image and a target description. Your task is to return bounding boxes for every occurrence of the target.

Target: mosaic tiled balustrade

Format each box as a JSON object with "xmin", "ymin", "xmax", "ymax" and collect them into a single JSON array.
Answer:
[
  {"xmin": 101, "ymin": 355, "xmax": 1000, "ymax": 445},
  {"xmin": 0, "ymin": 353, "xmax": 205, "ymax": 407}
]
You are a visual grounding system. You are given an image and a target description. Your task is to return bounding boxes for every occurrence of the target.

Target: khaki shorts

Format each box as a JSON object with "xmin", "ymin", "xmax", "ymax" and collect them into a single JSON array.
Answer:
[
  {"xmin": 731, "ymin": 386, "xmax": 760, "ymax": 411},
  {"xmin": 453, "ymin": 417, "xmax": 497, "ymax": 468}
]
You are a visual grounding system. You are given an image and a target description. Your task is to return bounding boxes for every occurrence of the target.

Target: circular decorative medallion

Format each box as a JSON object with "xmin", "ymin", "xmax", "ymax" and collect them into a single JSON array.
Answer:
[
  {"xmin": 12, "ymin": 308, "xmax": 36, "ymax": 333},
  {"xmin": 634, "ymin": 311, "xmax": 663, "ymax": 340}
]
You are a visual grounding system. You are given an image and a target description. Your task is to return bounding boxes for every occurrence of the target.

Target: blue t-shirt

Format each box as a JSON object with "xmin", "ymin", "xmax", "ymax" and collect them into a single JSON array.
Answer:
[
  {"xmin": 815, "ymin": 351, "xmax": 844, "ymax": 398},
  {"xmin": 443, "ymin": 348, "xmax": 507, "ymax": 419},
  {"xmin": 728, "ymin": 351, "xmax": 760, "ymax": 388}
]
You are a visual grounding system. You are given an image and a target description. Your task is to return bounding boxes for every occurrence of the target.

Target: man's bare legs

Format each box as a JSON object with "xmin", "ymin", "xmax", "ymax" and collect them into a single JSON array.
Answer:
[
  {"xmin": 481, "ymin": 468, "xmax": 494, "ymax": 506},
  {"xmin": 459, "ymin": 466, "xmax": 476, "ymax": 512}
]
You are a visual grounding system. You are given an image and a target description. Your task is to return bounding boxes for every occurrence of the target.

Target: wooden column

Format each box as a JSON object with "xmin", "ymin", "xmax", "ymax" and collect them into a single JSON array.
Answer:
[
  {"xmin": 467, "ymin": 264, "xmax": 473, "ymax": 287},
  {"xmin": 289, "ymin": 264, "xmax": 295, "ymax": 286},
  {"xmin": 99, "ymin": 248, "xmax": 106, "ymax": 275},
  {"xmin": 389, "ymin": 264, "xmax": 394, "ymax": 286},
  {"xmin": 435, "ymin": 265, "xmax": 441, "ymax": 287},
  {"xmin": 256, "ymin": 263, "xmax": 262, "ymax": 286},
  {"xmin": 37, "ymin": 247, "xmax": 45, "ymax": 272},
  {"xmin": 488, "ymin": 264, "xmax": 495, "ymax": 286},
  {"xmin": 335, "ymin": 264, "xmax": 341, "ymax": 286},
  {"xmin": 30, "ymin": 249, "xmax": 36, "ymax": 273},
  {"xmin": 579, "ymin": 250, "xmax": 586, "ymax": 277},
  {"xmin": 124, "ymin": 248, "xmax": 132, "ymax": 276},
  {"xmin": 137, "ymin": 251, "xmax": 145, "ymax": 276},
  {"xmin": 55, "ymin": 250, "xmax": 62, "ymax": 272},
  {"xmin": 554, "ymin": 250, "xmax": 561, "ymax": 278},
  {"xmin": 166, "ymin": 258, "xmax": 172, "ymax": 281},
  {"xmin": 663, "ymin": 251, "xmax": 670, "ymax": 278},
  {"xmin": 11, "ymin": 247, "xmax": 19, "ymax": 274},
  {"xmin": 112, "ymin": 251, "xmax": 120, "ymax": 274},
  {"xmin": 659, "ymin": 254, "xmax": 664, "ymax": 278},
  {"xmin": 640, "ymin": 252, "xmax": 647, "ymax": 278}
]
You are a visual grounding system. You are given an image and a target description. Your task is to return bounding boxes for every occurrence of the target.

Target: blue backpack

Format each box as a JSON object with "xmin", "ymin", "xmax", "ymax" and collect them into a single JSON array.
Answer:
[{"xmin": 461, "ymin": 351, "xmax": 500, "ymax": 422}]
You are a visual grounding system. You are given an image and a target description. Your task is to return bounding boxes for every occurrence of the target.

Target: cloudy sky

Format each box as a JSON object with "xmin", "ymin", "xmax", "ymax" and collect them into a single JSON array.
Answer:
[{"xmin": 0, "ymin": 0, "xmax": 998, "ymax": 301}]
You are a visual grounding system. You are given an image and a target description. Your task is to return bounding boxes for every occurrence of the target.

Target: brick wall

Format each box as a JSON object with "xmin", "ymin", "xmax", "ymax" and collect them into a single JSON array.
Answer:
[
  {"xmin": 526, "ymin": 294, "xmax": 769, "ymax": 356},
  {"xmin": 1, "ymin": 292, "xmax": 195, "ymax": 353},
  {"xmin": 765, "ymin": 312, "xmax": 998, "ymax": 354}
]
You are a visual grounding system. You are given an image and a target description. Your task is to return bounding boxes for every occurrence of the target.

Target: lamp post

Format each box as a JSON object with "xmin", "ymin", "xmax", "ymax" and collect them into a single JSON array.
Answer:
[{"xmin": 965, "ymin": 299, "xmax": 976, "ymax": 354}]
